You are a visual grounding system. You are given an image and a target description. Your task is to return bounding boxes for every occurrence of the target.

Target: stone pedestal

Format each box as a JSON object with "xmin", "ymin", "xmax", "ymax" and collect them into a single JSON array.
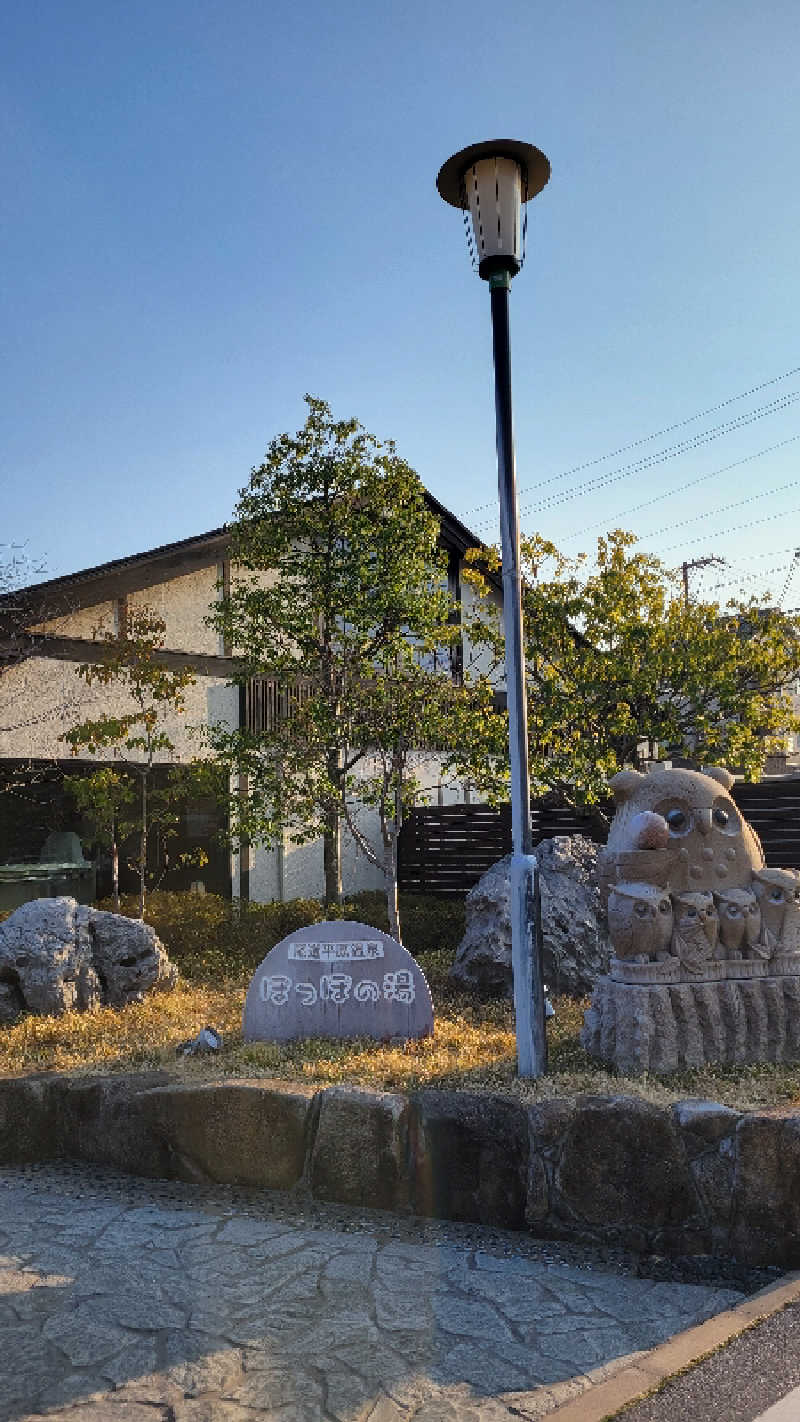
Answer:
[{"xmin": 582, "ymin": 971, "xmax": 800, "ymax": 1075}]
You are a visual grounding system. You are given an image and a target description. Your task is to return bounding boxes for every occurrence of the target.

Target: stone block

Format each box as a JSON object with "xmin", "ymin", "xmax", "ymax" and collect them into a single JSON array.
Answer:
[
  {"xmin": 671, "ymin": 1098, "xmax": 741, "ymax": 1152},
  {"xmin": 553, "ymin": 1095, "xmax": 699, "ymax": 1247},
  {"xmin": 525, "ymin": 1151, "xmax": 550, "ymax": 1224},
  {"xmin": 527, "ymin": 1096, "xmax": 578, "ymax": 1152},
  {"xmin": 0, "ymin": 898, "xmax": 175, "ymax": 1023},
  {"xmin": 730, "ymin": 1111, "xmax": 800, "ymax": 1265},
  {"xmin": 450, "ymin": 839, "xmax": 611, "ymax": 999},
  {"xmin": 410, "ymin": 1089, "xmax": 529, "ymax": 1228},
  {"xmin": 139, "ymin": 1079, "xmax": 316, "ymax": 1189},
  {"xmin": 309, "ymin": 1085, "xmax": 411, "ymax": 1211},
  {"xmin": 0, "ymin": 1074, "xmax": 59, "ymax": 1163},
  {"xmin": 51, "ymin": 1073, "xmax": 173, "ymax": 1177}
]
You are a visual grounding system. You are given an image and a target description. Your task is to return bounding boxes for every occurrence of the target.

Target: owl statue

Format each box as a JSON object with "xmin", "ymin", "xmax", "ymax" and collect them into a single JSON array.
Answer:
[
  {"xmin": 671, "ymin": 891, "xmax": 718, "ymax": 975},
  {"xmin": 752, "ymin": 868, "xmax": 800, "ymax": 957},
  {"xmin": 605, "ymin": 766, "xmax": 764, "ymax": 895},
  {"xmin": 713, "ymin": 887, "xmax": 761, "ymax": 960},
  {"xmin": 607, "ymin": 882, "xmax": 674, "ymax": 961}
]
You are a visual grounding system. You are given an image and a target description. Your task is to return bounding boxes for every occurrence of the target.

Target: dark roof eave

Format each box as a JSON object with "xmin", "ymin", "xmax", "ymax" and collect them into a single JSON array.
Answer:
[{"xmin": 1, "ymin": 491, "xmax": 497, "ymax": 621}]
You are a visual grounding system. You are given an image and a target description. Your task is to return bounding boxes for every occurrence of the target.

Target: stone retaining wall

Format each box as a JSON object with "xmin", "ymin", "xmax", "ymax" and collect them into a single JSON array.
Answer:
[{"xmin": 2, "ymin": 1073, "xmax": 800, "ymax": 1267}]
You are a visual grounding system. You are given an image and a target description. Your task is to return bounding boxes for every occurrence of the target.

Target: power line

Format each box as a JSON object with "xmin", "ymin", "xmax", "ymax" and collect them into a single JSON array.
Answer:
[
  {"xmin": 682, "ymin": 555, "xmax": 726, "ymax": 608},
  {"xmin": 471, "ymin": 388, "xmax": 800, "ymax": 531},
  {"xmin": 463, "ymin": 361, "xmax": 800, "ymax": 517},
  {"xmin": 712, "ymin": 544, "xmax": 800, "ymax": 565},
  {"xmin": 646, "ymin": 503, "xmax": 800, "ymax": 557},
  {"xmin": 559, "ymin": 432, "xmax": 800, "ymax": 543},
  {"xmin": 510, "ymin": 392, "xmax": 800, "ymax": 522},
  {"xmin": 630, "ymin": 476, "xmax": 800, "ymax": 547},
  {"xmin": 706, "ymin": 562, "xmax": 791, "ymax": 592},
  {"xmin": 779, "ymin": 551, "xmax": 800, "ymax": 609}
]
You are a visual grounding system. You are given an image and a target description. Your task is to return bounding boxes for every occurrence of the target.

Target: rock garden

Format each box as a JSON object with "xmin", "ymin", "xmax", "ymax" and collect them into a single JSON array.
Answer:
[{"xmin": 4, "ymin": 792, "xmax": 800, "ymax": 1268}]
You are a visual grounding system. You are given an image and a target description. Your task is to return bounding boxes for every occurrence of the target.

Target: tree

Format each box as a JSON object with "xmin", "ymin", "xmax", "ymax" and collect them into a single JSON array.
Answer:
[
  {"xmin": 61, "ymin": 606, "xmax": 199, "ymax": 916},
  {"xmin": 63, "ymin": 766, "xmax": 136, "ymax": 911},
  {"xmin": 326, "ymin": 663, "xmax": 505, "ymax": 938},
  {"xmin": 209, "ymin": 395, "xmax": 504, "ymax": 938},
  {"xmin": 465, "ymin": 529, "xmax": 800, "ymax": 814},
  {"xmin": 0, "ymin": 544, "xmax": 47, "ymax": 676}
]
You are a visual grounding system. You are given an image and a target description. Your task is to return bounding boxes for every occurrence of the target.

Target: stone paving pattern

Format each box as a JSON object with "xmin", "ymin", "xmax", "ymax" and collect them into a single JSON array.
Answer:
[{"xmin": 0, "ymin": 1164, "xmax": 744, "ymax": 1421}]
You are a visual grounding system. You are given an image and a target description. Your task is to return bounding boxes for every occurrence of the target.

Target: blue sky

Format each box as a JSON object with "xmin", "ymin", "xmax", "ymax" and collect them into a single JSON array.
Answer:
[{"xmin": 3, "ymin": 0, "xmax": 799, "ymax": 607}]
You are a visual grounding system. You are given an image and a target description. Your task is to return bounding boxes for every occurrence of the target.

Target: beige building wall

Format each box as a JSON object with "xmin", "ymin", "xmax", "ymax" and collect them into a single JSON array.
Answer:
[
  {"xmin": 32, "ymin": 601, "xmax": 117, "ymax": 640},
  {"xmin": 0, "ymin": 655, "xmax": 237, "ymax": 764},
  {"xmin": 246, "ymin": 750, "xmax": 468, "ymax": 904},
  {"xmin": 460, "ymin": 575, "xmax": 505, "ymax": 689},
  {"xmin": 128, "ymin": 566, "xmax": 221, "ymax": 656}
]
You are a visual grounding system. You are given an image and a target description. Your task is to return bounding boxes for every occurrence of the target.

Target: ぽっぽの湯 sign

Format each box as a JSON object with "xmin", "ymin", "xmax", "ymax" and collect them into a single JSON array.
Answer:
[{"xmin": 242, "ymin": 920, "xmax": 434, "ymax": 1043}]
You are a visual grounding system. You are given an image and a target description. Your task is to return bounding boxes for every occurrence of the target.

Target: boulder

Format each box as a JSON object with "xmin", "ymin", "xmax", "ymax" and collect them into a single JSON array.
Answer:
[
  {"xmin": 449, "ymin": 837, "xmax": 611, "ymax": 998},
  {"xmin": 0, "ymin": 896, "xmax": 176, "ymax": 1023},
  {"xmin": 87, "ymin": 906, "xmax": 175, "ymax": 1008}
]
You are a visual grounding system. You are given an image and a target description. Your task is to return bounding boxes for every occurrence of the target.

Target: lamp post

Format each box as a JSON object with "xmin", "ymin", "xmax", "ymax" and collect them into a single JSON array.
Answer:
[{"xmin": 437, "ymin": 139, "xmax": 550, "ymax": 1078}]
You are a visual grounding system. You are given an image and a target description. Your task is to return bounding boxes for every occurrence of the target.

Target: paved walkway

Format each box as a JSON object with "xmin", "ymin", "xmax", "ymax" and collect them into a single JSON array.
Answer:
[{"xmin": 0, "ymin": 1164, "xmax": 746, "ymax": 1421}]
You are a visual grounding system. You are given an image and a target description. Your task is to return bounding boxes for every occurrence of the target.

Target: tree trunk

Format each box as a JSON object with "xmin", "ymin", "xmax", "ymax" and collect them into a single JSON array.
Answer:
[
  {"xmin": 385, "ymin": 759, "xmax": 404, "ymax": 942},
  {"xmin": 111, "ymin": 828, "xmax": 120, "ymax": 913},
  {"xmin": 324, "ymin": 749, "xmax": 343, "ymax": 907},
  {"xmin": 139, "ymin": 771, "xmax": 148, "ymax": 919},
  {"xmin": 323, "ymin": 810, "xmax": 342, "ymax": 907},
  {"xmin": 386, "ymin": 831, "xmax": 401, "ymax": 942}
]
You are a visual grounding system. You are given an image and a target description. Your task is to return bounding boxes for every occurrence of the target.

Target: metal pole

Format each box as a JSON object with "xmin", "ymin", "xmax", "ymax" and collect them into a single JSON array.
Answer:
[{"xmin": 489, "ymin": 270, "xmax": 547, "ymax": 1078}]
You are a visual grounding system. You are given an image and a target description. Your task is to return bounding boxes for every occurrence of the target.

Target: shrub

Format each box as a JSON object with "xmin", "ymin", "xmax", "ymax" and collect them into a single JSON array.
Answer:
[{"xmin": 97, "ymin": 890, "xmax": 466, "ymax": 985}]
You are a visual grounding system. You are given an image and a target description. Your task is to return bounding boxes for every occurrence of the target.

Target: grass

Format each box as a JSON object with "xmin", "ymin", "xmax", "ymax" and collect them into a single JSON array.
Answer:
[{"xmin": 4, "ymin": 890, "xmax": 800, "ymax": 1111}]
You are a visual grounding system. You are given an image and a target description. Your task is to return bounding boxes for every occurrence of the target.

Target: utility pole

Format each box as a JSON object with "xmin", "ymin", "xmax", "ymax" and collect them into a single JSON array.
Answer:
[{"xmin": 682, "ymin": 555, "xmax": 726, "ymax": 608}]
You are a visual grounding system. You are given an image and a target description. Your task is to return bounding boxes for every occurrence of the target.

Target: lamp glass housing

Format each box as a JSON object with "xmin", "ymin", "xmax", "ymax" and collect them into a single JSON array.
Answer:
[{"xmin": 464, "ymin": 156, "xmax": 523, "ymax": 278}]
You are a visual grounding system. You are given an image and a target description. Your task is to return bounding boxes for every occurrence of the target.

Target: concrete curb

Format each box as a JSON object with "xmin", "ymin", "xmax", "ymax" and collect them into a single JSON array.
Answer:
[{"xmin": 545, "ymin": 1271, "xmax": 800, "ymax": 1422}]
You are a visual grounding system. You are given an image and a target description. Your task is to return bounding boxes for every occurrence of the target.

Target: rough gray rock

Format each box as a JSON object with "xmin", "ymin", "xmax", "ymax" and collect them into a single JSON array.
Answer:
[
  {"xmin": 0, "ymin": 897, "xmax": 176, "ymax": 1023},
  {"xmin": 87, "ymin": 906, "xmax": 176, "ymax": 1008},
  {"xmin": 449, "ymin": 837, "xmax": 611, "ymax": 998}
]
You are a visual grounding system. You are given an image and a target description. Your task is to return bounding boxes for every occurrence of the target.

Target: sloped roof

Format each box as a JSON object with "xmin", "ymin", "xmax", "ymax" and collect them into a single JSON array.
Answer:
[{"xmin": 0, "ymin": 496, "xmax": 491, "ymax": 625}]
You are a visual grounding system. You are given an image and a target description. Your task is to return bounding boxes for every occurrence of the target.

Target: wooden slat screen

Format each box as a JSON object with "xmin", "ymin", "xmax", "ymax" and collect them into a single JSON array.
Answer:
[
  {"xmin": 399, "ymin": 779, "xmax": 800, "ymax": 897},
  {"xmin": 731, "ymin": 780, "xmax": 800, "ymax": 868},
  {"xmin": 398, "ymin": 800, "xmax": 607, "ymax": 897}
]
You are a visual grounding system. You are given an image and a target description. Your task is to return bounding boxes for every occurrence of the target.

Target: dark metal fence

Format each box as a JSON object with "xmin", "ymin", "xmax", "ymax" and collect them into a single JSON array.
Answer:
[{"xmin": 398, "ymin": 778, "xmax": 800, "ymax": 897}]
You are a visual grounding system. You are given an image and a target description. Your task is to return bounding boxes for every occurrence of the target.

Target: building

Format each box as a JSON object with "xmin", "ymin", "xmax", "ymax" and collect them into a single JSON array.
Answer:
[{"xmin": 0, "ymin": 495, "xmax": 500, "ymax": 901}]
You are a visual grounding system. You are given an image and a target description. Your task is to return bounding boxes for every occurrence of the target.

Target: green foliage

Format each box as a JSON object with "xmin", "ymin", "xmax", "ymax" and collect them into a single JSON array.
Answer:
[
  {"xmin": 208, "ymin": 395, "xmax": 505, "ymax": 932},
  {"xmin": 466, "ymin": 529, "xmax": 800, "ymax": 807},
  {"xmin": 61, "ymin": 606, "xmax": 195, "ymax": 760},
  {"xmin": 61, "ymin": 606, "xmax": 201, "ymax": 914},
  {"xmin": 101, "ymin": 889, "xmax": 465, "ymax": 985}
]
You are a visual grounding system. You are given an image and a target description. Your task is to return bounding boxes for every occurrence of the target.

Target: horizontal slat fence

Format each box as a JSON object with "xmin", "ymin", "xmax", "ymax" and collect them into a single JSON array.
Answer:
[
  {"xmin": 731, "ymin": 779, "xmax": 800, "ymax": 868},
  {"xmin": 398, "ymin": 800, "xmax": 608, "ymax": 897},
  {"xmin": 399, "ymin": 778, "xmax": 800, "ymax": 897}
]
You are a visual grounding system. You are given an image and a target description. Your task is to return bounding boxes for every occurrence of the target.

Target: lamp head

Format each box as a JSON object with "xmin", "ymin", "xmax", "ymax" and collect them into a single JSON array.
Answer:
[{"xmin": 437, "ymin": 138, "xmax": 550, "ymax": 280}]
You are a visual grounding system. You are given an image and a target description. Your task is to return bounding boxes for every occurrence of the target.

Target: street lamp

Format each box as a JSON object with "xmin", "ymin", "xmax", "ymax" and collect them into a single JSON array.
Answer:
[{"xmin": 437, "ymin": 139, "xmax": 550, "ymax": 1078}]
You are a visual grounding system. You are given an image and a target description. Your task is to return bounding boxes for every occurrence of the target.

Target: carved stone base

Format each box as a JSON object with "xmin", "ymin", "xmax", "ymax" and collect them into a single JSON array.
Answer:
[{"xmin": 581, "ymin": 973, "xmax": 800, "ymax": 1075}]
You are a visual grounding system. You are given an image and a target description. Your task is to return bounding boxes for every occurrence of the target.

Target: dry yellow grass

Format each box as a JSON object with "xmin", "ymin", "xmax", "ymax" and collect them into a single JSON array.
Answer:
[{"xmin": 4, "ymin": 980, "xmax": 800, "ymax": 1112}]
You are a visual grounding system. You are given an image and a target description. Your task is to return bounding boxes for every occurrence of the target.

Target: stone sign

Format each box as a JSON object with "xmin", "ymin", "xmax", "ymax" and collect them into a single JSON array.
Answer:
[{"xmin": 242, "ymin": 920, "xmax": 434, "ymax": 1044}]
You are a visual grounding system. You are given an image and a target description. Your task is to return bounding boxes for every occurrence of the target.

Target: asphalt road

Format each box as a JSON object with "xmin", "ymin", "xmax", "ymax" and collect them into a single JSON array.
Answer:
[{"xmin": 611, "ymin": 1300, "xmax": 800, "ymax": 1422}]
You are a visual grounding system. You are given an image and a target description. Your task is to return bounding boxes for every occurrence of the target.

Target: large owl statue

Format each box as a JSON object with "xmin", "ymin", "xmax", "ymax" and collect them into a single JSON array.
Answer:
[{"xmin": 604, "ymin": 766, "xmax": 764, "ymax": 896}]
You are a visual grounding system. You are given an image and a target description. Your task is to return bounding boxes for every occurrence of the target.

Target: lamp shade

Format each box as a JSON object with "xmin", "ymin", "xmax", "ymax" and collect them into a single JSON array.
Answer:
[{"xmin": 437, "ymin": 139, "xmax": 550, "ymax": 280}]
